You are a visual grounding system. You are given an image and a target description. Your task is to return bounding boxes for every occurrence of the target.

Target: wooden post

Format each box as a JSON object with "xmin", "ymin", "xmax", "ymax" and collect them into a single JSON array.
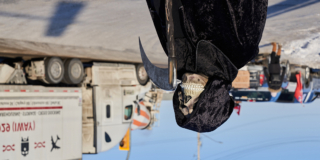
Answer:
[{"xmin": 198, "ymin": 133, "xmax": 201, "ymax": 160}]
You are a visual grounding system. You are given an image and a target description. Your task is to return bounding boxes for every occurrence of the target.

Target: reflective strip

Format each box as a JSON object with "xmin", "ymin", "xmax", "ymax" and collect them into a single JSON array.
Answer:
[
  {"xmin": 132, "ymin": 120, "xmax": 148, "ymax": 127},
  {"xmin": 0, "ymin": 106, "xmax": 63, "ymax": 111},
  {"xmin": 135, "ymin": 108, "xmax": 150, "ymax": 120},
  {"xmin": 1, "ymin": 89, "xmax": 81, "ymax": 93},
  {"xmin": 139, "ymin": 101, "xmax": 145, "ymax": 106}
]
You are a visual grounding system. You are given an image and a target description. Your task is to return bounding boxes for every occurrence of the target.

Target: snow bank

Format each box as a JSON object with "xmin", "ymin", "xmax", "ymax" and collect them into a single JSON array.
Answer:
[{"xmin": 282, "ymin": 34, "xmax": 320, "ymax": 68}]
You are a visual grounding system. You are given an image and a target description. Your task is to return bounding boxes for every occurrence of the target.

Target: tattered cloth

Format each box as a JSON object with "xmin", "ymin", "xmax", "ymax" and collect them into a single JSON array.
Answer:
[{"xmin": 146, "ymin": 0, "xmax": 268, "ymax": 132}]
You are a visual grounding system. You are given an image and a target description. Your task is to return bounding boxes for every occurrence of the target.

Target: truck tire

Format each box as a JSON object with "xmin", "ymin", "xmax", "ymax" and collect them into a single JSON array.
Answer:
[
  {"xmin": 44, "ymin": 57, "xmax": 64, "ymax": 84},
  {"xmin": 136, "ymin": 64, "xmax": 149, "ymax": 86},
  {"xmin": 62, "ymin": 58, "xmax": 84, "ymax": 85}
]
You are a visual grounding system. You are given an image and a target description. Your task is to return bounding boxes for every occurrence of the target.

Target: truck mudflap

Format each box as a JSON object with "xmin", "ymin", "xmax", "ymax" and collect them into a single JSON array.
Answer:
[{"xmin": 0, "ymin": 85, "xmax": 82, "ymax": 160}]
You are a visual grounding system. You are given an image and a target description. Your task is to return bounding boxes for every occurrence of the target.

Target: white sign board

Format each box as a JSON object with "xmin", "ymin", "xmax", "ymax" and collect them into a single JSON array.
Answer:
[{"xmin": 0, "ymin": 86, "xmax": 82, "ymax": 160}]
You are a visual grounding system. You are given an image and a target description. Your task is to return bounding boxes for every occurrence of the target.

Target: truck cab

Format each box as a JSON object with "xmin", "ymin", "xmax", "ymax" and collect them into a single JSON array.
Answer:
[{"xmin": 81, "ymin": 62, "xmax": 152, "ymax": 154}]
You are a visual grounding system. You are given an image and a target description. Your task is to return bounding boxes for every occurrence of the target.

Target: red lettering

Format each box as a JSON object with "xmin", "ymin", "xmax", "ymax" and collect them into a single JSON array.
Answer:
[
  {"xmin": 17, "ymin": 123, "xmax": 24, "ymax": 131},
  {"xmin": 24, "ymin": 123, "xmax": 28, "ymax": 131},
  {"xmin": 28, "ymin": 123, "xmax": 32, "ymax": 131},
  {"xmin": 2, "ymin": 121, "xmax": 35, "ymax": 132},
  {"xmin": 0, "ymin": 123, "xmax": 11, "ymax": 132},
  {"xmin": 6, "ymin": 123, "xmax": 10, "ymax": 132},
  {"xmin": 1, "ymin": 124, "xmax": 5, "ymax": 132}
]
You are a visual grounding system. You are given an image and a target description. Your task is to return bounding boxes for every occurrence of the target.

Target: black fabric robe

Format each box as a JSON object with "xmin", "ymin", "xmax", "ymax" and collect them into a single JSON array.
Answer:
[{"xmin": 146, "ymin": 0, "xmax": 268, "ymax": 132}]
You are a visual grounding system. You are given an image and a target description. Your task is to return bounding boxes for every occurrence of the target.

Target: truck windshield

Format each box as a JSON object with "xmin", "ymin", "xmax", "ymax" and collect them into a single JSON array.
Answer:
[{"xmin": 124, "ymin": 105, "xmax": 133, "ymax": 120}]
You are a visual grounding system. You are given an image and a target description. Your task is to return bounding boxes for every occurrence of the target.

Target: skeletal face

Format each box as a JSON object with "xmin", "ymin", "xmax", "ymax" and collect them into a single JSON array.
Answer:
[
  {"xmin": 179, "ymin": 73, "xmax": 208, "ymax": 116},
  {"xmin": 182, "ymin": 73, "xmax": 208, "ymax": 86}
]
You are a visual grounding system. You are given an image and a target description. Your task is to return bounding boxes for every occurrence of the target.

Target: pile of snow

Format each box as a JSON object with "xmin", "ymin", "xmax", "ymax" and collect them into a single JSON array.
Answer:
[
  {"xmin": 0, "ymin": 0, "xmax": 166, "ymax": 64},
  {"xmin": 282, "ymin": 34, "xmax": 320, "ymax": 68}
]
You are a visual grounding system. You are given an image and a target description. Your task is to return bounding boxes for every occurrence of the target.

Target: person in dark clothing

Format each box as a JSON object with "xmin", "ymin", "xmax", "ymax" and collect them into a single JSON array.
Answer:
[
  {"xmin": 143, "ymin": 0, "xmax": 268, "ymax": 132},
  {"xmin": 263, "ymin": 42, "xmax": 286, "ymax": 97}
]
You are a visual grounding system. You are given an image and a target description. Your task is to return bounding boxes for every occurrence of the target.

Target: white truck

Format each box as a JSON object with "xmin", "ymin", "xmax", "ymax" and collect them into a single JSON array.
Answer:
[{"xmin": 0, "ymin": 57, "xmax": 154, "ymax": 160}]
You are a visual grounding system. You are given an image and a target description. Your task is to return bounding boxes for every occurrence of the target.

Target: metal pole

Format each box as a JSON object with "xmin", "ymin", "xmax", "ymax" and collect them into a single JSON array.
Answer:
[
  {"xmin": 126, "ymin": 130, "xmax": 131, "ymax": 160},
  {"xmin": 166, "ymin": 0, "xmax": 177, "ymax": 89},
  {"xmin": 198, "ymin": 133, "xmax": 201, "ymax": 160}
]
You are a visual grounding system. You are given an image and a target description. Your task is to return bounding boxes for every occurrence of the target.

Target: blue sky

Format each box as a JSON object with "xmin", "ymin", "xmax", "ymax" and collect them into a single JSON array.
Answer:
[{"xmin": 84, "ymin": 100, "xmax": 320, "ymax": 160}]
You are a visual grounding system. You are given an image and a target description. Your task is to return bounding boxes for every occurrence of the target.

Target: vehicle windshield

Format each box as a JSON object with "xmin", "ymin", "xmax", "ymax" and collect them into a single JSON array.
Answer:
[{"xmin": 124, "ymin": 105, "xmax": 133, "ymax": 120}]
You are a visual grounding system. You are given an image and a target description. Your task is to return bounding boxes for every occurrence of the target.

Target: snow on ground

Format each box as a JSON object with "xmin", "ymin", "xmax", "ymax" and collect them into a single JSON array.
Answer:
[
  {"xmin": 282, "ymin": 34, "xmax": 320, "ymax": 68},
  {"xmin": 0, "ymin": 0, "xmax": 166, "ymax": 64},
  {"xmin": 259, "ymin": 0, "xmax": 320, "ymax": 68},
  {"xmin": 0, "ymin": 0, "xmax": 319, "ymax": 67}
]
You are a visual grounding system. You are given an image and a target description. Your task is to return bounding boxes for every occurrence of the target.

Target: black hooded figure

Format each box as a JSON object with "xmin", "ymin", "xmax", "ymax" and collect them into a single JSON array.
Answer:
[{"xmin": 144, "ymin": 0, "xmax": 268, "ymax": 132}]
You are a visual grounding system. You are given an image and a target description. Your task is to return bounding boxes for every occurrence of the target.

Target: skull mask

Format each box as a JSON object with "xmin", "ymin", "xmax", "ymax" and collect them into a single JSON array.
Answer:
[{"xmin": 179, "ymin": 73, "xmax": 208, "ymax": 116}]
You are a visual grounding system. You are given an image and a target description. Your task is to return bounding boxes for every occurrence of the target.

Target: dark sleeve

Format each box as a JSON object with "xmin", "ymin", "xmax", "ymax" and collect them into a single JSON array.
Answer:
[
  {"xmin": 269, "ymin": 64, "xmax": 281, "ymax": 74},
  {"xmin": 270, "ymin": 52, "xmax": 276, "ymax": 60},
  {"xmin": 280, "ymin": 66, "xmax": 286, "ymax": 83},
  {"xmin": 270, "ymin": 52, "xmax": 281, "ymax": 64}
]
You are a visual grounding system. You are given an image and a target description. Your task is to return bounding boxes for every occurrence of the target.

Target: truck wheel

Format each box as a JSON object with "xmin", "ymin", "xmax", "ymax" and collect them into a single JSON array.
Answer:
[
  {"xmin": 44, "ymin": 57, "xmax": 64, "ymax": 84},
  {"xmin": 62, "ymin": 58, "xmax": 84, "ymax": 85},
  {"xmin": 136, "ymin": 64, "xmax": 149, "ymax": 86}
]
